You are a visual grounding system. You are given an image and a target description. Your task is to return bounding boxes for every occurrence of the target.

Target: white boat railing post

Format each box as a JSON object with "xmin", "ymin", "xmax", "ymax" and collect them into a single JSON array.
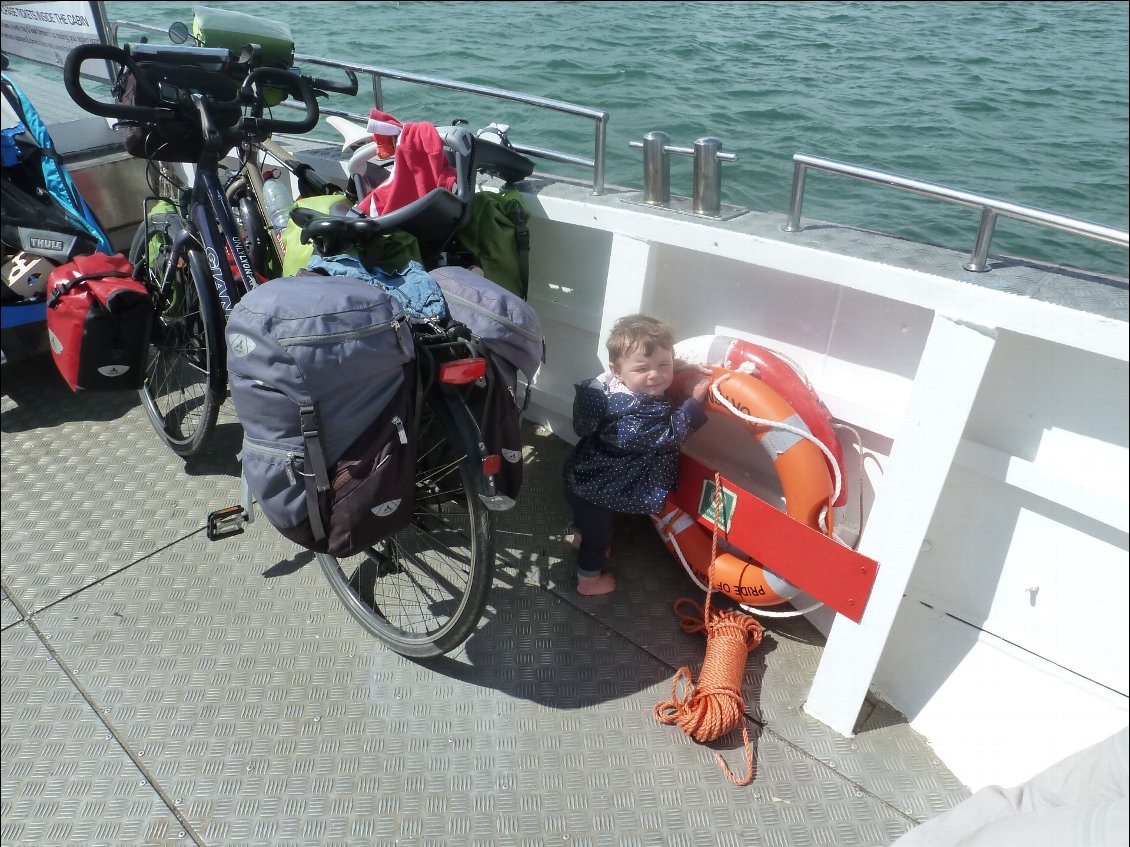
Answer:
[
  {"xmin": 964, "ymin": 208, "xmax": 998, "ymax": 273},
  {"xmin": 592, "ymin": 113, "xmax": 608, "ymax": 196},
  {"xmin": 782, "ymin": 159, "xmax": 807, "ymax": 232},
  {"xmin": 805, "ymin": 314, "xmax": 999, "ymax": 736},
  {"xmin": 371, "ymin": 74, "xmax": 384, "ymax": 113}
]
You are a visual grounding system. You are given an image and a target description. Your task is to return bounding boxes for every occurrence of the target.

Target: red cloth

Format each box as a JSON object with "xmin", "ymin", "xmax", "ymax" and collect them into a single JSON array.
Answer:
[{"xmin": 356, "ymin": 122, "xmax": 457, "ymax": 217}]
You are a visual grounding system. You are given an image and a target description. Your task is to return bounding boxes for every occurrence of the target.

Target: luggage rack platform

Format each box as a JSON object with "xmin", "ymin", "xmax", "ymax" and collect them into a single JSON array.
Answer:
[{"xmin": 1, "ymin": 352, "xmax": 968, "ymax": 846}]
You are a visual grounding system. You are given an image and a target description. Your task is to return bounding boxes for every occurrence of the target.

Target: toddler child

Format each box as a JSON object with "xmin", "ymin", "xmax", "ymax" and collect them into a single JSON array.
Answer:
[{"xmin": 562, "ymin": 314, "xmax": 711, "ymax": 595}]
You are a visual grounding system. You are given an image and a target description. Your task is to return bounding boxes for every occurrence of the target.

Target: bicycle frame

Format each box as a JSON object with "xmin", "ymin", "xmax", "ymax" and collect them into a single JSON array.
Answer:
[
  {"xmin": 145, "ymin": 143, "xmax": 258, "ymax": 321},
  {"xmin": 191, "ymin": 151, "xmax": 258, "ymax": 317},
  {"xmin": 223, "ymin": 135, "xmax": 349, "ymax": 281}
]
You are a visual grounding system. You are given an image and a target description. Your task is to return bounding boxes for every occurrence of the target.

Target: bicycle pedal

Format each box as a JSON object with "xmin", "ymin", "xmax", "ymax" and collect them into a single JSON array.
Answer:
[{"xmin": 206, "ymin": 505, "xmax": 248, "ymax": 540}]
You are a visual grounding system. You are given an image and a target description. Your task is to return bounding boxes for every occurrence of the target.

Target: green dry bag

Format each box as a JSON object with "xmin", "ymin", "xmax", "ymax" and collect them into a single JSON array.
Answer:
[{"xmin": 454, "ymin": 187, "xmax": 530, "ymax": 298}]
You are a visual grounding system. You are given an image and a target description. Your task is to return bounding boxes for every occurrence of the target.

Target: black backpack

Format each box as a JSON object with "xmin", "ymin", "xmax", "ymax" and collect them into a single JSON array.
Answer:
[{"xmin": 226, "ymin": 274, "xmax": 417, "ymax": 557}]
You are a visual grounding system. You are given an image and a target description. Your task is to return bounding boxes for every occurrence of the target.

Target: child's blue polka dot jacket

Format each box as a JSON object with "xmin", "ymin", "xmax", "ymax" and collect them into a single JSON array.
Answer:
[{"xmin": 563, "ymin": 373, "xmax": 708, "ymax": 514}]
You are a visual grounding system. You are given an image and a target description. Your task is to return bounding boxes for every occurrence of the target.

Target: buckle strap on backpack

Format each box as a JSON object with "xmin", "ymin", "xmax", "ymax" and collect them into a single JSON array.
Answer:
[
  {"xmin": 46, "ymin": 270, "xmax": 132, "ymax": 307},
  {"xmin": 300, "ymin": 404, "xmax": 331, "ymax": 545}
]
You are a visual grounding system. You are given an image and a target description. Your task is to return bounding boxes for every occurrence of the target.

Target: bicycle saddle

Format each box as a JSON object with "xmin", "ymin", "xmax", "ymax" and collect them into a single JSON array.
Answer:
[{"xmin": 289, "ymin": 204, "xmax": 390, "ymax": 250}]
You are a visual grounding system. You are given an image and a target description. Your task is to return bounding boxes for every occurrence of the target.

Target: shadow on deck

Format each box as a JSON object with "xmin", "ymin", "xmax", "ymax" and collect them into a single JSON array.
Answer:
[{"xmin": 1, "ymin": 352, "xmax": 967, "ymax": 846}]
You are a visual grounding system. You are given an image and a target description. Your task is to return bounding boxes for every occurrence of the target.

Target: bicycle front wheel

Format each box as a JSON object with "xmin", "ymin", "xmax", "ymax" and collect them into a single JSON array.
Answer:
[
  {"xmin": 129, "ymin": 220, "xmax": 225, "ymax": 458},
  {"xmin": 316, "ymin": 387, "xmax": 495, "ymax": 658}
]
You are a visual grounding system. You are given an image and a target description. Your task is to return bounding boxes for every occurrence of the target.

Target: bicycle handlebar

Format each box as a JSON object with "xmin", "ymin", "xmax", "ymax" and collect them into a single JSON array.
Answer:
[
  {"xmin": 239, "ymin": 66, "xmax": 320, "ymax": 134},
  {"xmin": 63, "ymin": 43, "xmax": 159, "ymax": 121},
  {"xmin": 305, "ymin": 68, "xmax": 359, "ymax": 98},
  {"xmin": 63, "ymin": 42, "xmax": 320, "ymax": 135}
]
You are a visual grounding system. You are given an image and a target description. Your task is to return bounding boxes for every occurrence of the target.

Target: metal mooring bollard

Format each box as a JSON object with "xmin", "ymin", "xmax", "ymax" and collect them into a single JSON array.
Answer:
[
  {"xmin": 693, "ymin": 137, "xmax": 729, "ymax": 216},
  {"xmin": 630, "ymin": 133, "xmax": 738, "ymax": 217},
  {"xmin": 641, "ymin": 131, "xmax": 671, "ymax": 204}
]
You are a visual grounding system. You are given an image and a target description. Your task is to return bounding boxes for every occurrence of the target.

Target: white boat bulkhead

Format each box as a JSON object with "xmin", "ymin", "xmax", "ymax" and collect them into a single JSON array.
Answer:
[{"xmin": 519, "ymin": 179, "xmax": 1127, "ymax": 790}]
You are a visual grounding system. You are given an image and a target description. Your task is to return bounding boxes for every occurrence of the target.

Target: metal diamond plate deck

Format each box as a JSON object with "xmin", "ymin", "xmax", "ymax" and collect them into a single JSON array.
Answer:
[{"xmin": 2, "ymin": 353, "xmax": 969, "ymax": 846}]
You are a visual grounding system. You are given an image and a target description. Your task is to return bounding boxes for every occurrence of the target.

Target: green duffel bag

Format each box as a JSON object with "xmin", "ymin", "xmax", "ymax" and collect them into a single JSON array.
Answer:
[{"xmin": 192, "ymin": 6, "xmax": 294, "ymax": 65}]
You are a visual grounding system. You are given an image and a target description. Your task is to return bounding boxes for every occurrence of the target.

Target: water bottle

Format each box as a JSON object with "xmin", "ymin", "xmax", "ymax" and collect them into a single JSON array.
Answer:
[{"xmin": 261, "ymin": 173, "xmax": 294, "ymax": 241}]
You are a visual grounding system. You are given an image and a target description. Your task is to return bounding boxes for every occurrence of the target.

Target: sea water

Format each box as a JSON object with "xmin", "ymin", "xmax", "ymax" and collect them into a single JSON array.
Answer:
[{"xmin": 103, "ymin": 1, "xmax": 1130, "ymax": 277}]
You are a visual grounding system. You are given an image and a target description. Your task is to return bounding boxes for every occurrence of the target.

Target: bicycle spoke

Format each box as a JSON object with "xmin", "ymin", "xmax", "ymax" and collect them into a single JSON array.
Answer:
[
  {"xmin": 316, "ymin": 391, "xmax": 494, "ymax": 657},
  {"xmin": 131, "ymin": 225, "xmax": 222, "ymax": 457}
]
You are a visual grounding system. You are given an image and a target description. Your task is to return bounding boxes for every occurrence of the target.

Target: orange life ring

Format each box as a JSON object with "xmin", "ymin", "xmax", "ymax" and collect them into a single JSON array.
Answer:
[
  {"xmin": 675, "ymin": 335, "xmax": 846, "ymax": 506},
  {"xmin": 654, "ymin": 364, "xmax": 836, "ymax": 608},
  {"xmin": 653, "ymin": 501, "xmax": 804, "ymax": 605}
]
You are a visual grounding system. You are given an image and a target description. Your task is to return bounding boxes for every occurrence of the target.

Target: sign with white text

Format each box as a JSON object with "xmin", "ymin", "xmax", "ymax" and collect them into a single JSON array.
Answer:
[{"xmin": 1, "ymin": 1, "xmax": 112, "ymax": 80}]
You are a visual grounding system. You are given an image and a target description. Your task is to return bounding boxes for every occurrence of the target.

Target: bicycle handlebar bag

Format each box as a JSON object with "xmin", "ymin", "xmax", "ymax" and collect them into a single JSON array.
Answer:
[
  {"xmin": 45, "ymin": 252, "xmax": 152, "ymax": 392},
  {"xmin": 226, "ymin": 274, "xmax": 418, "ymax": 557},
  {"xmin": 112, "ymin": 58, "xmax": 242, "ymax": 162}
]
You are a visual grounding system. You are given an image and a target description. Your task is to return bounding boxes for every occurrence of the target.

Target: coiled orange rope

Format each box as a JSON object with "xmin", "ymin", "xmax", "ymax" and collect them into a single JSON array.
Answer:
[{"xmin": 653, "ymin": 472, "xmax": 764, "ymax": 785}]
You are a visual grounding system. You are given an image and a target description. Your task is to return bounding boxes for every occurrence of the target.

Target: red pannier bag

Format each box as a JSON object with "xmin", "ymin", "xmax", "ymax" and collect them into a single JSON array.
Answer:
[{"xmin": 45, "ymin": 253, "xmax": 153, "ymax": 392}]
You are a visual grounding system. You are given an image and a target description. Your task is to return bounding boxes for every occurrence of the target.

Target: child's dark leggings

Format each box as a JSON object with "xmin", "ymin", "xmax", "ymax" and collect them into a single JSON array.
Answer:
[{"xmin": 563, "ymin": 485, "xmax": 614, "ymax": 578}]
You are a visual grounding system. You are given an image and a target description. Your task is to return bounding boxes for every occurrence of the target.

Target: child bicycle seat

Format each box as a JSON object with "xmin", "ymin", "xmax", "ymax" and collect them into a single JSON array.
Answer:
[
  {"xmin": 343, "ymin": 124, "xmax": 534, "ymax": 268},
  {"xmin": 342, "ymin": 125, "xmax": 467, "ymax": 266},
  {"xmin": 348, "ymin": 124, "xmax": 534, "ymax": 196}
]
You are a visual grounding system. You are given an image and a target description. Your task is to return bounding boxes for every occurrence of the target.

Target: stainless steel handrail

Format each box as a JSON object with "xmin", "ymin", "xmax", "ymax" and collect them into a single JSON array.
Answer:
[
  {"xmin": 295, "ymin": 53, "xmax": 609, "ymax": 194},
  {"xmin": 109, "ymin": 18, "xmax": 1129, "ymax": 271},
  {"xmin": 110, "ymin": 20, "xmax": 610, "ymax": 195},
  {"xmin": 784, "ymin": 154, "xmax": 1130, "ymax": 272}
]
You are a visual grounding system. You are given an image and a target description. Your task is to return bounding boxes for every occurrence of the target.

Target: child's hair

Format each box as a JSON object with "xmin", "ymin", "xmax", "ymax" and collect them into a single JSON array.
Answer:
[{"xmin": 606, "ymin": 314, "xmax": 675, "ymax": 364}]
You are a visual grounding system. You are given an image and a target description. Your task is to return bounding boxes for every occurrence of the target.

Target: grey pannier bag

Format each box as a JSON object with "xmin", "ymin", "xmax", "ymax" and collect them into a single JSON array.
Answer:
[
  {"xmin": 226, "ymin": 274, "xmax": 417, "ymax": 557},
  {"xmin": 429, "ymin": 265, "xmax": 544, "ymax": 400},
  {"xmin": 428, "ymin": 266, "xmax": 545, "ymax": 503}
]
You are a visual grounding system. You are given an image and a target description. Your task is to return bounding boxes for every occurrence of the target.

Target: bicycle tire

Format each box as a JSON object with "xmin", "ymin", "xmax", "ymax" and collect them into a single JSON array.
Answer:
[
  {"xmin": 129, "ymin": 219, "xmax": 225, "ymax": 458},
  {"xmin": 226, "ymin": 174, "xmax": 282, "ymax": 279},
  {"xmin": 316, "ymin": 385, "xmax": 495, "ymax": 658}
]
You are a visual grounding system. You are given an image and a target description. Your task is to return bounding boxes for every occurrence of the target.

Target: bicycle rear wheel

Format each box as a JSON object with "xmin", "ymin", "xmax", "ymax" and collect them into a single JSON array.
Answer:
[
  {"xmin": 129, "ymin": 219, "xmax": 225, "ymax": 458},
  {"xmin": 226, "ymin": 174, "xmax": 282, "ymax": 280},
  {"xmin": 316, "ymin": 386, "xmax": 495, "ymax": 658}
]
